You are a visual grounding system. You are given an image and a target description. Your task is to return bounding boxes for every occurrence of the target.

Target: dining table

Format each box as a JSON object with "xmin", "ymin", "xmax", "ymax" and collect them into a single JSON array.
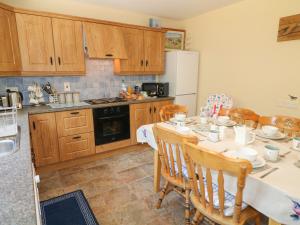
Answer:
[{"xmin": 136, "ymin": 117, "xmax": 300, "ymax": 225}]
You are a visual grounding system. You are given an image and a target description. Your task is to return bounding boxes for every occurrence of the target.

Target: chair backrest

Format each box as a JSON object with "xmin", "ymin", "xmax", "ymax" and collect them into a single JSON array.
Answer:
[
  {"xmin": 153, "ymin": 124, "xmax": 198, "ymax": 188},
  {"xmin": 218, "ymin": 108, "xmax": 231, "ymax": 116},
  {"xmin": 159, "ymin": 104, "xmax": 188, "ymax": 122},
  {"xmin": 229, "ymin": 108, "xmax": 260, "ymax": 128},
  {"xmin": 258, "ymin": 115, "xmax": 300, "ymax": 137},
  {"xmin": 183, "ymin": 142, "xmax": 252, "ymax": 223}
]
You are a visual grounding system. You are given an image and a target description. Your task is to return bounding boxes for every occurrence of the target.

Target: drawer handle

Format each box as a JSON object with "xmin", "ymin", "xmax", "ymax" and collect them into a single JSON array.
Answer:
[
  {"xmin": 70, "ymin": 112, "xmax": 79, "ymax": 115},
  {"xmin": 73, "ymin": 136, "xmax": 81, "ymax": 140},
  {"xmin": 105, "ymin": 54, "xmax": 113, "ymax": 57}
]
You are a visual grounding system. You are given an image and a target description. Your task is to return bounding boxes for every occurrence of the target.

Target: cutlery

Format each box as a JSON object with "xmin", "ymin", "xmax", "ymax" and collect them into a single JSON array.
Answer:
[
  {"xmin": 164, "ymin": 121, "xmax": 177, "ymax": 126},
  {"xmin": 279, "ymin": 151, "xmax": 291, "ymax": 158},
  {"xmin": 260, "ymin": 167, "xmax": 279, "ymax": 179}
]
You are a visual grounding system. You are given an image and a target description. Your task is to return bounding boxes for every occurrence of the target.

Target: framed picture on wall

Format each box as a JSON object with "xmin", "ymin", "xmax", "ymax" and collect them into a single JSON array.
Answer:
[{"xmin": 164, "ymin": 28, "xmax": 186, "ymax": 50}]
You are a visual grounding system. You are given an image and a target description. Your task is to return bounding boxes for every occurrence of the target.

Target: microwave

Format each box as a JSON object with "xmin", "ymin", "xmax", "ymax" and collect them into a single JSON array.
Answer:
[{"xmin": 142, "ymin": 83, "xmax": 169, "ymax": 97}]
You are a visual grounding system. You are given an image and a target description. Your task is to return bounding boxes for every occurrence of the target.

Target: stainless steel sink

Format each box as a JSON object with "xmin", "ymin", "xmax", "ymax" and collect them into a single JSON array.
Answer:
[{"xmin": 0, "ymin": 126, "xmax": 20, "ymax": 157}]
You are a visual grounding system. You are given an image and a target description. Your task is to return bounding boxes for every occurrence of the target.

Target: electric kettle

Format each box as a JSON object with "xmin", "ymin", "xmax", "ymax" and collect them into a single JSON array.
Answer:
[{"xmin": 7, "ymin": 89, "xmax": 23, "ymax": 109}]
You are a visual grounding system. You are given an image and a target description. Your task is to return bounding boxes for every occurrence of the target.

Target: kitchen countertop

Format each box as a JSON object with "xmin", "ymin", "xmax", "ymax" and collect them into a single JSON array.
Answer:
[{"xmin": 0, "ymin": 96, "xmax": 174, "ymax": 225}]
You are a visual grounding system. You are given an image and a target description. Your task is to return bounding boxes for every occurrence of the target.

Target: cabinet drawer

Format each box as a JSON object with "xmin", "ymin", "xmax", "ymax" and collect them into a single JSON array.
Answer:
[
  {"xmin": 55, "ymin": 109, "xmax": 93, "ymax": 137},
  {"xmin": 59, "ymin": 132, "xmax": 95, "ymax": 161}
]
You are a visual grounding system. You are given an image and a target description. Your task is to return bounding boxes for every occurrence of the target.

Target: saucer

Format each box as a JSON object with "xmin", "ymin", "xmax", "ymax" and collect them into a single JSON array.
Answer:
[
  {"xmin": 255, "ymin": 129, "xmax": 286, "ymax": 140},
  {"xmin": 216, "ymin": 120, "xmax": 237, "ymax": 127}
]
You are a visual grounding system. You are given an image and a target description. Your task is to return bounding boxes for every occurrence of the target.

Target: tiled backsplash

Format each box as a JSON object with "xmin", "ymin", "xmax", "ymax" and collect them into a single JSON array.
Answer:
[{"xmin": 0, "ymin": 59, "xmax": 156, "ymax": 105}]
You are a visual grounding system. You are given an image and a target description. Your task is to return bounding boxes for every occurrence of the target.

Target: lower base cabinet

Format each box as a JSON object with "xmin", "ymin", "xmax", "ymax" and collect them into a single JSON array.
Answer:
[{"xmin": 59, "ymin": 132, "xmax": 95, "ymax": 161}]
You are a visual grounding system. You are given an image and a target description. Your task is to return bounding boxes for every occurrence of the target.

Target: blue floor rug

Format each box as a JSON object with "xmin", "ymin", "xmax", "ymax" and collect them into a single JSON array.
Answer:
[{"xmin": 40, "ymin": 190, "xmax": 99, "ymax": 225}]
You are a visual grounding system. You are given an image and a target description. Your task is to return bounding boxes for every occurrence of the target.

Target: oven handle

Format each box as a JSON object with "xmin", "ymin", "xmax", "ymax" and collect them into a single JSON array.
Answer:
[{"xmin": 97, "ymin": 114, "xmax": 128, "ymax": 120}]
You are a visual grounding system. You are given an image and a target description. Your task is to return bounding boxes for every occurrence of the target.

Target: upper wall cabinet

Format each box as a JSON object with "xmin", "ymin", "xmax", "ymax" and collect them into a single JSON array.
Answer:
[
  {"xmin": 114, "ymin": 29, "xmax": 165, "ymax": 75},
  {"xmin": 16, "ymin": 13, "xmax": 56, "ymax": 72},
  {"xmin": 0, "ymin": 7, "xmax": 21, "ymax": 74},
  {"xmin": 16, "ymin": 13, "xmax": 85, "ymax": 75},
  {"xmin": 52, "ymin": 18, "xmax": 85, "ymax": 72},
  {"xmin": 84, "ymin": 22, "xmax": 127, "ymax": 59}
]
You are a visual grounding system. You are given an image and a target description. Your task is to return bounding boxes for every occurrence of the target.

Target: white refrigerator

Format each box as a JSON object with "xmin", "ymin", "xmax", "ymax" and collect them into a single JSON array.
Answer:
[{"xmin": 159, "ymin": 51, "xmax": 199, "ymax": 116}]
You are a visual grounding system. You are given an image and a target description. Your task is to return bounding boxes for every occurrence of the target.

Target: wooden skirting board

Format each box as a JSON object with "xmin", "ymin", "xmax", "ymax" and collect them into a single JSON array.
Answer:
[{"xmin": 278, "ymin": 14, "xmax": 300, "ymax": 42}]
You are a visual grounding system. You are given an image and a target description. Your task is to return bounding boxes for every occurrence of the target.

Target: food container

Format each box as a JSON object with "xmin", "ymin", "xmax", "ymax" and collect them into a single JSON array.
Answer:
[
  {"xmin": 72, "ymin": 92, "xmax": 80, "ymax": 104},
  {"xmin": 58, "ymin": 93, "xmax": 66, "ymax": 104},
  {"xmin": 65, "ymin": 92, "xmax": 73, "ymax": 104}
]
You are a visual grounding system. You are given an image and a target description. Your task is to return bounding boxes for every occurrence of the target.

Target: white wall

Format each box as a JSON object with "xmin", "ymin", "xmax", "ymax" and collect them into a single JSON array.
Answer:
[{"xmin": 184, "ymin": 0, "xmax": 300, "ymax": 117}]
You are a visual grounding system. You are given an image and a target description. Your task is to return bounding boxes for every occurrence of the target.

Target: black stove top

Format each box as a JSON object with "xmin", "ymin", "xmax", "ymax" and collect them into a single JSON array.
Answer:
[{"xmin": 85, "ymin": 97, "xmax": 127, "ymax": 105}]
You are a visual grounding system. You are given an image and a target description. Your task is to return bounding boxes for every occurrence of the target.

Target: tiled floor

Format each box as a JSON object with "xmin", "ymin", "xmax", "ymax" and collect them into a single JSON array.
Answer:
[{"xmin": 39, "ymin": 145, "xmax": 266, "ymax": 225}]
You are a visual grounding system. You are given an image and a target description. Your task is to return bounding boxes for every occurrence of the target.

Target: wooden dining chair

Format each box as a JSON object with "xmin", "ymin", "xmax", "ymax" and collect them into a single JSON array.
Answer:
[
  {"xmin": 183, "ymin": 142, "xmax": 261, "ymax": 225},
  {"xmin": 229, "ymin": 108, "xmax": 260, "ymax": 128},
  {"xmin": 159, "ymin": 104, "xmax": 188, "ymax": 122},
  {"xmin": 258, "ymin": 115, "xmax": 300, "ymax": 137},
  {"xmin": 153, "ymin": 124, "xmax": 198, "ymax": 225}
]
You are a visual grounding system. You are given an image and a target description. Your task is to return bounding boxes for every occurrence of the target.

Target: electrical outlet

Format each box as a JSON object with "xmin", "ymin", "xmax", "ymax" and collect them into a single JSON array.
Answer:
[{"xmin": 64, "ymin": 82, "xmax": 71, "ymax": 92}]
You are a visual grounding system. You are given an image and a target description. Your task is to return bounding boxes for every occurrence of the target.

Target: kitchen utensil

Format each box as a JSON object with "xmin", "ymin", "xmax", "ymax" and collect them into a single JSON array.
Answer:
[
  {"xmin": 6, "ymin": 89, "xmax": 23, "ymax": 109},
  {"xmin": 255, "ymin": 129, "xmax": 286, "ymax": 140},
  {"xmin": 260, "ymin": 167, "xmax": 279, "ymax": 179},
  {"xmin": 292, "ymin": 137, "xmax": 300, "ymax": 150},
  {"xmin": 72, "ymin": 92, "xmax": 80, "ymax": 104},
  {"xmin": 65, "ymin": 92, "xmax": 73, "ymax": 104}
]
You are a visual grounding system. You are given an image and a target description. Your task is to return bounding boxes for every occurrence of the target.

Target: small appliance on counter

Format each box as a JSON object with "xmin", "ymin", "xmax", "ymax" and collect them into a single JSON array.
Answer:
[
  {"xmin": 141, "ymin": 82, "xmax": 169, "ymax": 97},
  {"xmin": 6, "ymin": 89, "xmax": 23, "ymax": 109}
]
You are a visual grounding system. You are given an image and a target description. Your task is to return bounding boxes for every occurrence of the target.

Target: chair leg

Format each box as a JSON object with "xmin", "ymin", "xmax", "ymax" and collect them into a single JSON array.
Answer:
[
  {"xmin": 185, "ymin": 188, "xmax": 191, "ymax": 225},
  {"xmin": 156, "ymin": 181, "xmax": 170, "ymax": 209},
  {"xmin": 255, "ymin": 215, "xmax": 261, "ymax": 225},
  {"xmin": 191, "ymin": 210, "xmax": 203, "ymax": 225}
]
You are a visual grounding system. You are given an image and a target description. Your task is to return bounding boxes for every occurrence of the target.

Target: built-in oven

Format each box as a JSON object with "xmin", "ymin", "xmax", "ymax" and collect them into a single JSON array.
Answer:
[{"xmin": 93, "ymin": 105, "xmax": 130, "ymax": 145}]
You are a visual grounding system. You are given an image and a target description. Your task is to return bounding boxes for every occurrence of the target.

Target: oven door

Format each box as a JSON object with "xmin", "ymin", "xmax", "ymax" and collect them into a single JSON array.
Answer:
[{"xmin": 94, "ymin": 113, "xmax": 130, "ymax": 145}]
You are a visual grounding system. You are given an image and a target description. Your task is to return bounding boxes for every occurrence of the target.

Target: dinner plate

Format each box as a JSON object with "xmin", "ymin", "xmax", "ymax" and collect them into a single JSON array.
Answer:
[
  {"xmin": 216, "ymin": 120, "xmax": 237, "ymax": 127},
  {"xmin": 255, "ymin": 129, "xmax": 287, "ymax": 140},
  {"xmin": 224, "ymin": 150, "xmax": 266, "ymax": 168}
]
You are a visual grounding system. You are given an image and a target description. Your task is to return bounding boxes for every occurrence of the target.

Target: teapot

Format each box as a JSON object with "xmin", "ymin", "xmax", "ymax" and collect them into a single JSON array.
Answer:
[{"xmin": 234, "ymin": 125, "xmax": 255, "ymax": 146}]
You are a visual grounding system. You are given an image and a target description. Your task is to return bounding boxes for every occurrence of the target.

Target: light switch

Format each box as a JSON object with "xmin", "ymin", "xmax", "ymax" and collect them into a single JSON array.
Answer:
[{"xmin": 64, "ymin": 82, "xmax": 70, "ymax": 92}]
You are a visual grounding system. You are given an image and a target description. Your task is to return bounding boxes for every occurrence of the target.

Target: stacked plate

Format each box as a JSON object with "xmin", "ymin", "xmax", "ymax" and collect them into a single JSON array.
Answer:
[
  {"xmin": 256, "ymin": 125, "xmax": 286, "ymax": 140},
  {"xmin": 216, "ymin": 116, "xmax": 237, "ymax": 127}
]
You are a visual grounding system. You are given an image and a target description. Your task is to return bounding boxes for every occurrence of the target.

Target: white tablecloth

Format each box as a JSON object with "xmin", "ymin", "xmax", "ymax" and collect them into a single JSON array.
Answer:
[{"xmin": 137, "ymin": 120, "xmax": 300, "ymax": 225}]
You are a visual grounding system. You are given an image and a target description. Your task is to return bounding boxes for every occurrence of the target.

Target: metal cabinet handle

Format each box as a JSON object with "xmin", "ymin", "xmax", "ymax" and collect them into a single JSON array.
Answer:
[
  {"xmin": 105, "ymin": 54, "xmax": 113, "ymax": 57},
  {"xmin": 70, "ymin": 112, "xmax": 79, "ymax": 115},
  {"xmin": 72, "ymin": 136, "xmax": 81, "ymax": 140},
  {"xmin": 154, "ymin": 106, "xmax": 156, "ymax": 113},
  {"xmin": 58, "ymin": 57, "xmax": 61, "ymax": 65},
  {"xmin": 50, "ymin": 57, "xmax": 53, "ymax": 65},
  {"xmin": 149, "ymin": 107, "xmax": 152, "ymax": 114},
  {"xmin": 141, "ymin": 60, "xmax": 144, "ymax": 66},
  {"xmin": 146, "ymin": 60, "xmax": 149, "ymax": 67},
  {"xmin": 33, "ymin": 121, "xmax": 36, "ymax": 130}
]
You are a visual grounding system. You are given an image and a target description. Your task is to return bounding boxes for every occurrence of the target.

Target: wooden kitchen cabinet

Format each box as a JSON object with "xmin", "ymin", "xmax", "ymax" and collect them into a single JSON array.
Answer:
[
  {"xmin": 16, "ymin": 13, "xmax": 56, "ymax": 72},
  {"xmin": 59, "ymin": 132, "xmax": 95, "ymax": 161},
  {"xmin": 55, "ymin": 109, "xmax": 94, "ymax": 137},
  {"xmin": 0, "ymin": 7, "xmax": 21, "ymax": 74},
  {"xmin": 130, "ymin": 100, "xmax": 172, "ymax": 144},
  {"xmin": 114, "ymin": 29, "xmax": 165, "ymax": 75},
  {"xmin": 84, "ymin": 22, "xmax": 127, "ymax": 59},
  {"xmin": 144, "ymin": 30, "xmax": 165, "ymax": 73},
  {"xmin": 52, "ymin": 18, "xmax": 85, "ymax": 72},
  {"xmin": 16, "ymin": 13, "xmax": 85, "ymax": 74},
  {"xmin": 29, "ymin": 113, "xmax": 60, "ymax": 167}
]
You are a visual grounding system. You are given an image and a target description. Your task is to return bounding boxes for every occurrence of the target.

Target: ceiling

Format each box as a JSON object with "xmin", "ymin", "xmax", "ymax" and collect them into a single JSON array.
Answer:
[{"xmin": 77, "ymin": 0, "xmax": 244, "ymax": 20}]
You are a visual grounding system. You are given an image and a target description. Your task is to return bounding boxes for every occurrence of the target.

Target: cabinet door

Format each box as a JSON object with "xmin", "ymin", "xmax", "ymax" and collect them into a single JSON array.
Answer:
[
  {"xmin": 16, "ymin": 13, "xmax": 55, "ymax": 72},
  {"xmin": 0, "ymin": 8, "xmax": 21, "ymax": 73},
  {"xmin": 29, "ymin": 113, "xmax": 60, "ymax": 167},
  {"xmin": 59, "ymin": 132, "xmax": 95, "ymax": 161},
  {"xmin": 52, "ymin": 18, "xmax": 85, "ymax": 72},
  {"xmin": 84, "ymin": 22, "xmax": 127, "ymax": 59},
  {"xmin": 144, "ymin": 30, "xmax": 165, "ymax": 74},
  {"xmin": 114, "ymin": 27, "xmax": 144, "ymax": 73},
  {"xmin": 151, "ymin": 100, "xmax": 173, "ymax": 123},
  {"xmin": 130, "ymin": 103, "xmax": 152, "ymax": 144}
]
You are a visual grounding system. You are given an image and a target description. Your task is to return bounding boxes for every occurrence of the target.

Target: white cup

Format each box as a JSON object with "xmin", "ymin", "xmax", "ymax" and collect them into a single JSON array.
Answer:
[
  {"xmin": 264, "ymin": 145, "xmax": 280, "ymax": 162},
  {"xmin": 238, "ymin": 147, "xmax": 258, "ymax": 162},
  {"xmin": 262, "ymin": 125, "xmax": 279, "ymax": 136},
  {"xmin": 200, "ymin": 116, "xmax": 208, "ymax": 124},
  {"xmin": 208, "ymin": 130, "xmax": 219, "ymax": 142},
  {"xmin": 210, "ymin": 124, "xmax": 219, "ymax": 131},
  {"xmin": 219, "ymin": 126, "xmax": 227, "ymax": 140},
  {"xmin": 292, "ymin": 137, "xmax": 300, "ymax": 151},
  {"xmin": 175, "ymin": 113, "xmax": 186, "ymax": 122}
]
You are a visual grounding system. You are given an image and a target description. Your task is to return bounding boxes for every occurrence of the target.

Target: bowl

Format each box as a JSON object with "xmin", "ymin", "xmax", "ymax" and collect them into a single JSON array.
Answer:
[
  {"xmin": 174, "ymin": 113, "xmax": 186, "ymax": 122},
  {"xmin": 217, "ymin": 116, "xmax": 230, "ymax": 124},
  {"xmin": 262, "ymin": 125, "xmax": 279, "ymax": 136},
  {"xmin": 238, "ymin": 147, "xmax": 258, "ymax": 162}
]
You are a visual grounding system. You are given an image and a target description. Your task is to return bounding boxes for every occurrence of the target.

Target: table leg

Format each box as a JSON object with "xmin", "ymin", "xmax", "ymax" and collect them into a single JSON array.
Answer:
[
  {"xmin": 268, "ymin": 219, "xmax": 281, "ymax": 225},
  {"xmin": 154, "ymin": 150, "xmax": 161, "ymax": 193}
]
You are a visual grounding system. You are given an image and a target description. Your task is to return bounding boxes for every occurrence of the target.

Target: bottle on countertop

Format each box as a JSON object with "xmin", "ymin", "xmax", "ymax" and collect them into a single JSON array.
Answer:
[{"xmin": 121, "ymin": 80, "xmax": 127, "ymax": 92}]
